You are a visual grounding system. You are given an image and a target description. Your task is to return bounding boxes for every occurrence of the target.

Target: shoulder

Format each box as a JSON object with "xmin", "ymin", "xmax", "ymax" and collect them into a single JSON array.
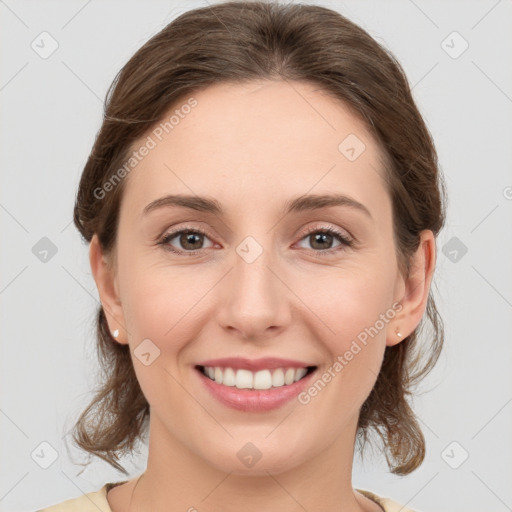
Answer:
[
  {"xmin": 356, "ymin": 488, "xmax": 418, "ymax": 512},
  {"xmin": 37, "ymin": 482, "xmax": 124, "ymax": 512}
]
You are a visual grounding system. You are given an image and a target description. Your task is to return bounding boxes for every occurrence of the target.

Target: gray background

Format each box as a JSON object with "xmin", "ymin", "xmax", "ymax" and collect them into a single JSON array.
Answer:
[{"xmin": 1, "ymin": 1, "xmax": 511, "ymax": 511}]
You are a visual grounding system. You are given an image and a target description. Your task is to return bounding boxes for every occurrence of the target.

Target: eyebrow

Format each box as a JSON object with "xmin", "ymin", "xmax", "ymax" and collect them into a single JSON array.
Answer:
[{"xmin": 142, "ymin": 193, "xmax": 372, "ymax": 219}]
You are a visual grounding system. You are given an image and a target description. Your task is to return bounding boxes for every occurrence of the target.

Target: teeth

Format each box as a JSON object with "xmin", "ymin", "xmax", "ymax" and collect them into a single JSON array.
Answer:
[
  {"xmin": 201, "ymin": 366, "xmax": 311, "ymax": 389},
  {"xmin": 223, "ymin": 367, "xmax": 236, "ymax": 386},
  {"xmin": 273, "ymin": 368, "xmax": 285, "ymax": 387}
]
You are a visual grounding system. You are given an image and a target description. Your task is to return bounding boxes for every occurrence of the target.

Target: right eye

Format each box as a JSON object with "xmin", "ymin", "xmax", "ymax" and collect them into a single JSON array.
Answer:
[{"xmin": 159, "ymin": 228, "xmax": 216, "ymax": 255}]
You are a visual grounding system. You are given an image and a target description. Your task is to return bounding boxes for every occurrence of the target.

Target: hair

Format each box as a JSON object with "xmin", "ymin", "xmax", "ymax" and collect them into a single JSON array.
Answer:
[{"xmin": 71, "ymin": 0, "xmax": 446, "ymax": 476}]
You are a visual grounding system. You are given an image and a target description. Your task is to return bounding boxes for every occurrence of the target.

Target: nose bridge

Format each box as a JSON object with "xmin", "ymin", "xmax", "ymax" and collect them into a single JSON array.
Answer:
[
  {"xmin": 216, "ymin": 232, "xmax": 290, "ymax": 339},
  {"xmin": 235, "ymin": 234, "xmax": 276, "ymax": 297}
]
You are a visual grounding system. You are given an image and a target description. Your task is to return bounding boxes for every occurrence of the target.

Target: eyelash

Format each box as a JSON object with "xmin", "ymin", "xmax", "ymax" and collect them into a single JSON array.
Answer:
[{"xmin": 157, "ymin": 224, "xmax": 354, "ymax": 258}]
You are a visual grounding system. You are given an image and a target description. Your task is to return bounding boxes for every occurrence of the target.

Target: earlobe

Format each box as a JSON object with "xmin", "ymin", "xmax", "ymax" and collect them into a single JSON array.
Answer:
[
  {"xmin": 387, "ymin": 326, "xmax": 404, "ymax": 347},
  {"xmin": 386, "ymin": 230, "xmax": 436, "ymax": 347},
  {"xmin": 89, "ymin": 234, "xmax": 127, "ymax": 345}
]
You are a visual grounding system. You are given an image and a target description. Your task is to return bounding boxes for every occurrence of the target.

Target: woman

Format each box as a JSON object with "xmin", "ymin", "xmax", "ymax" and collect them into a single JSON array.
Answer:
[{"xmin": 39, "ymin": 1, "xmax": 446, "ymax": 511}]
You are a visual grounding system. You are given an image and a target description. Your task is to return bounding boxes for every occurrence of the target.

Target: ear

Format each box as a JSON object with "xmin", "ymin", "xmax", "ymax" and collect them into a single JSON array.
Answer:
[
  {"xmin": 89, "ymin": 234, "xmax": 128, "ymax": 345},
  {"xmin": 387, "ymin": 229, "xmax": 436, "ymax": 347}
]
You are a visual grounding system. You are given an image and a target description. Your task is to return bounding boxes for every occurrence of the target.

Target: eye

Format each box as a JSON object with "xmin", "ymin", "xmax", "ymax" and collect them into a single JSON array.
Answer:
[
  {"xmin": 158, "ymin": 224, "xmax": 354, "ymax": 257},
  {"xmin": 295, "ymin": 225, "xmax": 353, "ymax": 257},
  {"xmin": 158, "ymin": 227, "xmax": 215, "ymax": 255}
]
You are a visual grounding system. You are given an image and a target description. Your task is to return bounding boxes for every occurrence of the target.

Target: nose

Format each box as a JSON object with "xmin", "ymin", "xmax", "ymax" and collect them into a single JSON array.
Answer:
[{"xmin": 214, "ymin": 240, "xmax": 292, "ymax": 341}]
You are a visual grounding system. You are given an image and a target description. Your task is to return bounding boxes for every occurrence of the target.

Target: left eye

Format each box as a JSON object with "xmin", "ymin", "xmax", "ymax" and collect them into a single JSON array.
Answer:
[{"xmin": 295, "ymin": 227, "xmax": 353, "ymax": 253}]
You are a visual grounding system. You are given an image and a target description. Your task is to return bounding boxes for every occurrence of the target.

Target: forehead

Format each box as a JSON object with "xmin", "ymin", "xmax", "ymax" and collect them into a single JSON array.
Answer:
[{"xmin": 120, "ymin": 79, "xmax": 390, "ymax": 222}]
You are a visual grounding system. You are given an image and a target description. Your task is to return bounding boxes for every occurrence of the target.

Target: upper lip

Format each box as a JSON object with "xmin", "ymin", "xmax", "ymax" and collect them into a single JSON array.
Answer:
[{"xmin": 195, "ymin": 357, "xmax": 316, "ymax": 372}]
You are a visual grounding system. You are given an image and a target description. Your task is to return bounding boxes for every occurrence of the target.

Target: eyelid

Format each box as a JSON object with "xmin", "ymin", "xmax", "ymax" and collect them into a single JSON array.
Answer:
[
  {"xmin": 299, "ymin": 223, "xmax": 353, "ymax": 242},
  {"xmin": 155, "ymin": 222, "xmax": 216, "ymax": 242},
  {"xmin": 157, "ymin": 222, "xmax": 352, "ymax": 241}
]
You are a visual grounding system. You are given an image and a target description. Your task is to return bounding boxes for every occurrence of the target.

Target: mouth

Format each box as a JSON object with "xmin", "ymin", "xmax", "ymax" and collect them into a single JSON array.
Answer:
[{"xmin": 195, "ymin": 364, "xmax": 317, "ymax": 390}]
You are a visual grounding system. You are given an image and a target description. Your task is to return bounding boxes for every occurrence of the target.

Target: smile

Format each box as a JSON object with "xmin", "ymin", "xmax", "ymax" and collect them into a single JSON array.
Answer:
[
  {"xmin": 197, "ymin": 365, "xmax": 317, "ymax": 390},
  {"xmin": 194, "ymin": 364, "xmax": 318, "ymax": 412}
]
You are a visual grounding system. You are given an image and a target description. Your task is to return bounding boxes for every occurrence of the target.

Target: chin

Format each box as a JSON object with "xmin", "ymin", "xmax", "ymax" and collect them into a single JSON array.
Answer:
[{"xmin": 200, "ymin": 440, "xmax": 311, "ymax": 476}]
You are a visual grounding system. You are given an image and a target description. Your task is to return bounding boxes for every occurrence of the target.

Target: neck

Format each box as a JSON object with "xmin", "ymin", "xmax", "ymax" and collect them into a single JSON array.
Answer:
[{"xmin": 128, "ymin": 413, "xmax": 371, "ymax": 512}]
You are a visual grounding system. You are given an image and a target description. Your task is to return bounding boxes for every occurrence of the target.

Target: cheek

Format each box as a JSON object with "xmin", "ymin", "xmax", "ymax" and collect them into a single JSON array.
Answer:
[
  {"xmin": 301, "ymin": 263, "xmax": 394, "ymax": 344},
  {"xmin": 117, "ymin": 259, "xmax": 212, "ymax": 399},
  {"xmin": 118, "ymin": 245, "xmax": 199, "ymax": 338},
  {"xmin": 119, "ymin": 277, "xmax": 196, "ymax": 407},
  {"xmin": 296, "ymin": 266, "xmax": 393, "ymax": 401}
]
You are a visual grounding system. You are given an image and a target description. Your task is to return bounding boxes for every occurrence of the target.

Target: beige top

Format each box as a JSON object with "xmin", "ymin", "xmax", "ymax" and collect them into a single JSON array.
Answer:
[{"xmin": 37, "ymin": 482, "xmax": 416, "ymax": 512}]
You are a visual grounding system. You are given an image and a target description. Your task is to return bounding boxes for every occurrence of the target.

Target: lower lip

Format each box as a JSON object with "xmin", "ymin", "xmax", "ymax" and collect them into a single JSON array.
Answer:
[{"xmin": 195, "ymin": 367, "xmax": 316, "ymax": 412}]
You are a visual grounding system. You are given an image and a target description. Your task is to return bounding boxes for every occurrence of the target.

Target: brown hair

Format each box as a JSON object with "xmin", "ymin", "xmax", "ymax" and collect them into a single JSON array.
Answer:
[{"xmin": 71, "ymin": 0, "xmax": 446, "ymax": 476}]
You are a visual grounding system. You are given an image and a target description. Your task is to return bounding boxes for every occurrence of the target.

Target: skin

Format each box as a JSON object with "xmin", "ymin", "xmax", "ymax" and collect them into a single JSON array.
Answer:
[{"xmin": 90, "ymin": 79, "xmax": 436, "ymax": 512}]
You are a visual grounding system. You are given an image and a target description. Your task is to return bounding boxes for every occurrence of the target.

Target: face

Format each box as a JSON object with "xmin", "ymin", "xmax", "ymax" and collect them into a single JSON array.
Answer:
[{"xmin": 91, "ymin": 79, "xmax": 432, "ymax": 476}]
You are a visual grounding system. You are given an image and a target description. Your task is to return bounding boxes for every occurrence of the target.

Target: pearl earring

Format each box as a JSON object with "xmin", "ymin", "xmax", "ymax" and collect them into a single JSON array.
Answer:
[
  {"xmin": 396, "ymin": 330, "xmax": 402, "ymax": 338},
  {"xmin": 112, "ymin": 329, "xmax": 119, "ymax": 338}
]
